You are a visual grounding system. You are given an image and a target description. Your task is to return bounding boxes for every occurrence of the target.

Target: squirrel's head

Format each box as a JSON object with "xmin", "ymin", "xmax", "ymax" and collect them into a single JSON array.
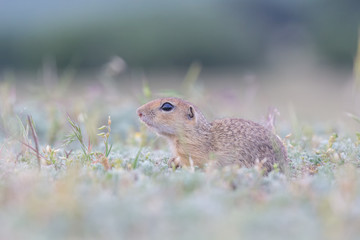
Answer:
[{"xmin": 137, "ymin": 97, "xmax": 205, "ymax": 137}]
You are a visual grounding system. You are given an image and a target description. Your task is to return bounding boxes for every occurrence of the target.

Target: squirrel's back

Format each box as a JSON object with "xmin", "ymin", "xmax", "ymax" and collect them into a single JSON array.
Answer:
[{"xmin": 210, "ymin": 118, "xmax": 288, "ymax": 171}]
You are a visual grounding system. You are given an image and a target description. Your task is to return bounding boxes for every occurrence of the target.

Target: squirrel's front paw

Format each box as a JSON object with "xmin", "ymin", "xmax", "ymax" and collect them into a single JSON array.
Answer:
[{"xmin": 168, "ymin": 157, "xmax": 181, "ymax": 169}]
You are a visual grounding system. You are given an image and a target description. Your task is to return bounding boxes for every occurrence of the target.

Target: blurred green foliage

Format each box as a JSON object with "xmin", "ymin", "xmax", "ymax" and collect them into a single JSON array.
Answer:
[{"xmin": 0, "ymin": 0, "xmax": 359, "ymax": 70}]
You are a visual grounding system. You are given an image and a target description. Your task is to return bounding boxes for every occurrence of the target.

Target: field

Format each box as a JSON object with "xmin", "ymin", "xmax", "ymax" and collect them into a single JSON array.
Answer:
[{"xmin": 1, "ymin": 64, "xmax": 360, "ymax": 240}]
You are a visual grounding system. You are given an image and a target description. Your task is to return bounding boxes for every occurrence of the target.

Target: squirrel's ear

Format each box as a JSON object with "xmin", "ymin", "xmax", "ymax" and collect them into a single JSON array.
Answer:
[{"xmin": 187, "ymin": 106, "xmax": 195, "ymax": 119}]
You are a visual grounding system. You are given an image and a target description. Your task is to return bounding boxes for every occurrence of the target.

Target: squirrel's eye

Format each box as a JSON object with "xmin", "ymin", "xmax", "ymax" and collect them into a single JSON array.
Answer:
[{"xmin": 161, "ymin": 102, "xmax": 174, "ymax": 112}]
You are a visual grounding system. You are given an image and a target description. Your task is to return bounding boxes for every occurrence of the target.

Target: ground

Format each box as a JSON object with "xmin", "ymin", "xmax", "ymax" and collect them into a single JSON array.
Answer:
[{"xmin": 0, "ymin": 66, "xmax": 360, "ymax": 240}]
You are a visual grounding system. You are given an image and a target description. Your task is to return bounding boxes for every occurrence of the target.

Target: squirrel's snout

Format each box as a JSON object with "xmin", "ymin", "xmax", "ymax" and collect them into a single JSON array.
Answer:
[{"xmin": 136, "ymin": 108, "xmax": 143, "ymax": 118}]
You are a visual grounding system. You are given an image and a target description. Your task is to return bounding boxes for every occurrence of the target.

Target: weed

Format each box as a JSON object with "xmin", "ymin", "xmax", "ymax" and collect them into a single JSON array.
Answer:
[
  {"xmin": 64, "ymin": 115, "xmax": 91, "ymax": 161},
  {"xmin": 98, "ymin": 116, "xmax": 113, "ymax": 158}
]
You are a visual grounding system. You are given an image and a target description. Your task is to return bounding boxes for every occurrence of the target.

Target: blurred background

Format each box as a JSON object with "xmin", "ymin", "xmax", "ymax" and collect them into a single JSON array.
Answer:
[
  {"xmin": 0, "ymin": 0, "xmax": 360, "ymax": 133},
  {"xmin": 1, "ymin": 0, "xmax": 359, "ymax": 69}
]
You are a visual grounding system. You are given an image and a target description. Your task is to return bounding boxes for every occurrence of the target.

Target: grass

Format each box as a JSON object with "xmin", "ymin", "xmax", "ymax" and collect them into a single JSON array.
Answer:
[{"xmin": 0, "ymin": 67, "xmax": 360, "ymax": 240}]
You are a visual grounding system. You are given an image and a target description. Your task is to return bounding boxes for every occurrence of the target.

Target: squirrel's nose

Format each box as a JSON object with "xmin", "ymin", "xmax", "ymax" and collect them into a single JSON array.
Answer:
[{"xmin": 136, "ymin": 108, "xmax": 143, "ymax": 118}]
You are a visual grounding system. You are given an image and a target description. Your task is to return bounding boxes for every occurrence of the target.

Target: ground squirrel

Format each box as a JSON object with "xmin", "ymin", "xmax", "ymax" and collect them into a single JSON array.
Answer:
[{"xmin": 137, "ymin": 97, "xmax": 288, "ymax": 172}]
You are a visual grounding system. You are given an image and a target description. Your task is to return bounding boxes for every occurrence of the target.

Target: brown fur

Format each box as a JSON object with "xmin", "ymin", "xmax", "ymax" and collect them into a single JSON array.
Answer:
[{"xmin": 137, "ymin": 97, "xmax": 288, "ymax": 172}]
